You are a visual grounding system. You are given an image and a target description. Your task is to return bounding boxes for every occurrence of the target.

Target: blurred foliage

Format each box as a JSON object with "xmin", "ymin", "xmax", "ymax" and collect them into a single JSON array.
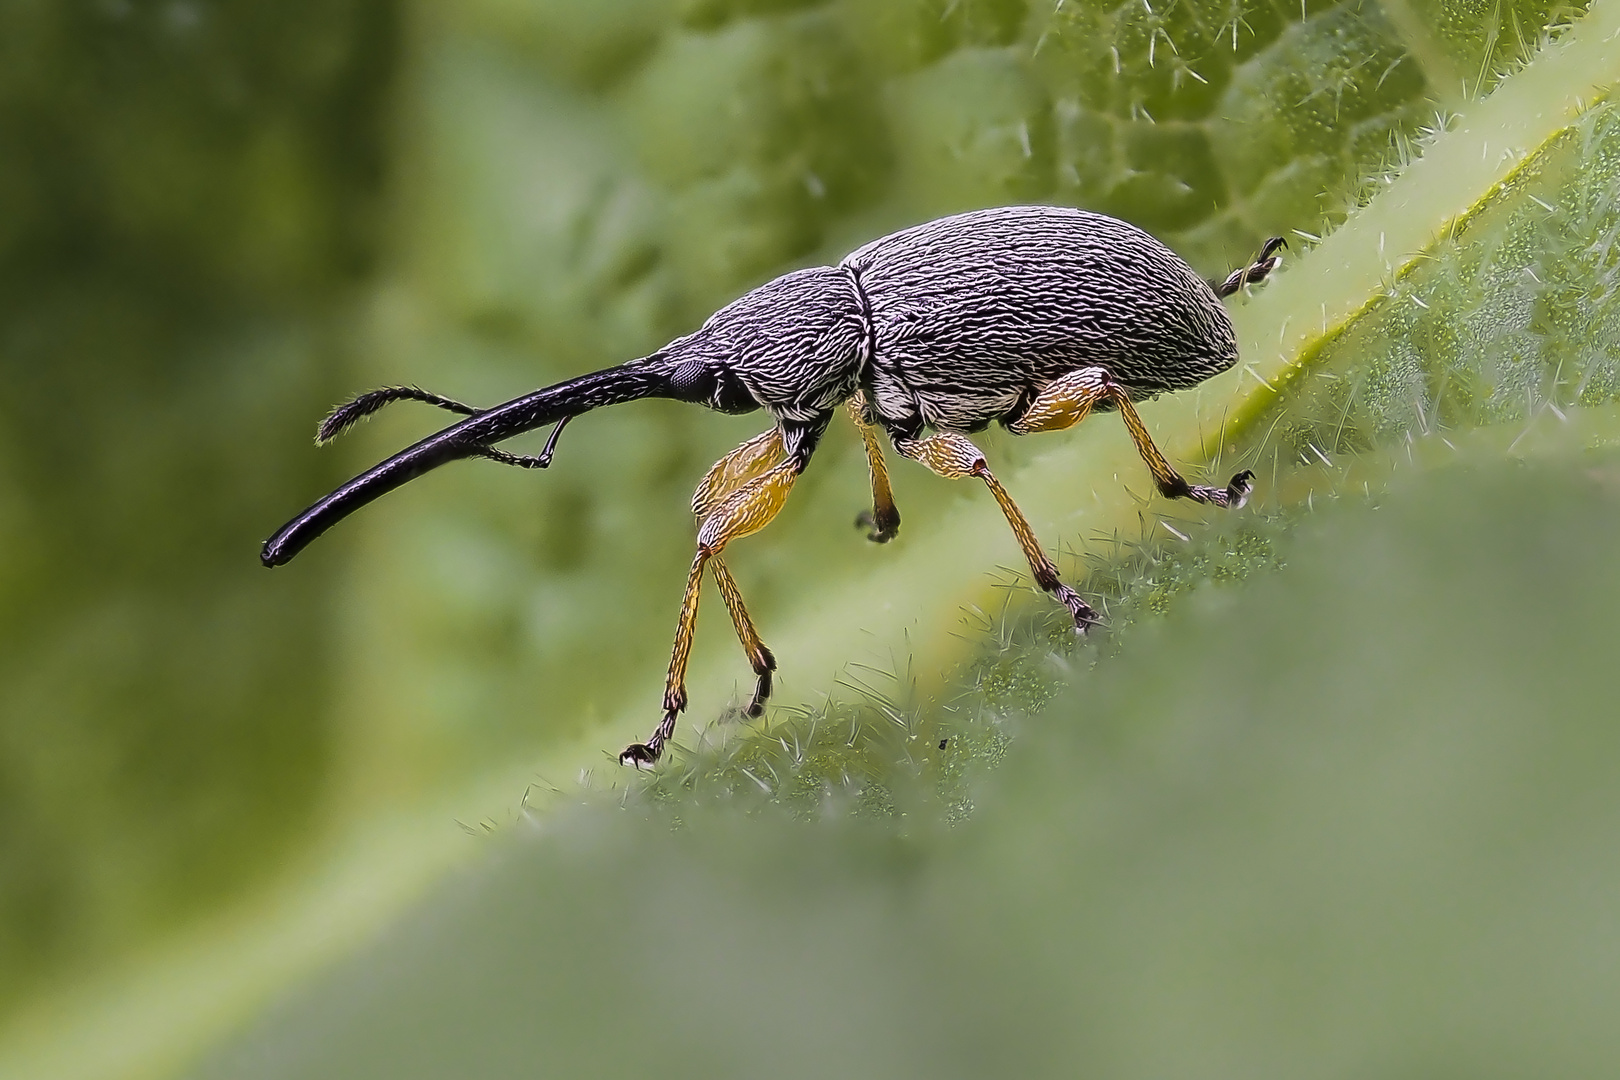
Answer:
[
  {"xmin": 190, "ymin": 452, "xmax": 1620, "ymax": 1078},
  {"xmin": 2, "ymin": 0, "xmax": 1616, "ymax": 1072},
  {"xmin": 0, "ymin": 0, "xmax": 397, "ymax": 1016}
]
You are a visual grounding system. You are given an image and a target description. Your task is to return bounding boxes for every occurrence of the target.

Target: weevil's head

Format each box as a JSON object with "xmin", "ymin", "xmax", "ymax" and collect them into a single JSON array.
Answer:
[
  {"xmin": 653, "ymin": 265, "xmax": 867, "ymax": 424},
  {"xmin": 649, "ymin": 340, "xmax": 761, "ymax": 415}
]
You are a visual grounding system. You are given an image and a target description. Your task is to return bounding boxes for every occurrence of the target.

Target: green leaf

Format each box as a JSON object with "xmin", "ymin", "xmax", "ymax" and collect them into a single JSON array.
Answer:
[
  {"xmin": 0, "ymin": 0, "xmax": 394, "ymax": 1031},
  {"xmin": 9, "ymin": 0, "xmax": 1620, "ymax": 1076}
]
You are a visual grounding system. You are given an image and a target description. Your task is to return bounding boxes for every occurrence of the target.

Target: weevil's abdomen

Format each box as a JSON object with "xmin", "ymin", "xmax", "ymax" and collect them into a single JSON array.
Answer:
[{"xmin": 842, "ymin": 205, "xmax": 1236, "ymax": 435}]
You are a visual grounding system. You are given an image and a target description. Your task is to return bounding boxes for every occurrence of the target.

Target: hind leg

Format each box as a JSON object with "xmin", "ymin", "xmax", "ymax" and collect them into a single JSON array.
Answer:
[{"xmin": 1010, "ymin": 367, "xmax": 1253, "ymax": 508}]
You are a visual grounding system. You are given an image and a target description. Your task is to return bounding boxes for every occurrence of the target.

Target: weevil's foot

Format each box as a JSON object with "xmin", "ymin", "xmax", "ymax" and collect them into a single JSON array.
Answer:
[
  {"xmin": 745, "ymin": 680, "xmax": 771, "ymax": 722},
  {"xmin": 1243, "ymin": 244, "xmax": 1285, "ymax": 286},
  {"xmin": 1183, "ymin": 470, "xmax": 1255, "ymax": 509},
  {"xmin": 1215, "ymin": 238, "xmax": 1286, "ymax": 297},
  {"xmin": 855, "ymin": 507, "xmax": 901, "ymax": 544},
  {"xmin": 619, "ymin": 741, "xmax": 662, "ymax": 768},
  {"xmin": 744, "ymin": 650, "xmax": 776, "ymax": 718},
  {"xmin": 1055, "ymin": 584, "xmax": 1101, "ymax": 634},
  {"xmin": 1224, "ymin": 469, "xmax": 1255, "ymax": 509},
  {"xmin": 619, "ymin": 700, "xmax": 686, "ymax": 766},
  {"xmin": 620, "ymin": 706, "xmax": 678, "ymax": 767}
]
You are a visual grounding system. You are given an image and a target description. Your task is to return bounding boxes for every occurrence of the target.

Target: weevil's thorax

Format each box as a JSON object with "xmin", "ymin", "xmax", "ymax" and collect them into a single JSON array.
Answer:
[{"xmin": 658, "ymin": 265, "xmax": 868, "ymax": 425}]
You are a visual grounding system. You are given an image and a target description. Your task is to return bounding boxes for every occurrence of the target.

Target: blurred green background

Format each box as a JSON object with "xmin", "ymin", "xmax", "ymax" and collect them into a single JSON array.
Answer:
[{"xmin": 2, "ymin": 0, "xmax": 1617, "ymax": 1076}]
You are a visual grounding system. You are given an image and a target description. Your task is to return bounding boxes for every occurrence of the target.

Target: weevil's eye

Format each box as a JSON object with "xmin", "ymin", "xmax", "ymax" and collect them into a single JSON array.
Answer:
[
  {"xmin": 669, "ymin": 359, "xmax": 713, "ymax": 399},
  {"xmin": 668, "ymin": 358, "xmax": 756, "ymax": 413}
]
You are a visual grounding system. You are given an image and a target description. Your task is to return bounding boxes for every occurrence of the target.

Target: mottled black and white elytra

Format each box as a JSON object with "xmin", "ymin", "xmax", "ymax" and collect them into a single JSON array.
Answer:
[{"xmin": 262, "ymin": 205, "xmax": 1283, "ymax": 767}]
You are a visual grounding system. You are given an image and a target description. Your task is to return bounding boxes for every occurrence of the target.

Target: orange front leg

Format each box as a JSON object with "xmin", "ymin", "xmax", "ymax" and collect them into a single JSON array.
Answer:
[{"xmin": 621, "ymin": 455, "xmax": 802, "ymax": 767}]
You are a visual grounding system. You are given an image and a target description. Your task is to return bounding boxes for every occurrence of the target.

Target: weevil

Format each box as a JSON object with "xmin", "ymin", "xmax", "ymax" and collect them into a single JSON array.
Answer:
[{"xmin": 263, "ymin": 205, "xmax": 1283, "ymax": 766}]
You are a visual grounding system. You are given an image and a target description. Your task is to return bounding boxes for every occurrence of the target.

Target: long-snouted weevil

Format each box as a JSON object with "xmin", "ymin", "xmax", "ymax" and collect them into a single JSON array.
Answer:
[{"xmin": 262, "ymin": 205, "xmax": 1283, "ymax": 766}]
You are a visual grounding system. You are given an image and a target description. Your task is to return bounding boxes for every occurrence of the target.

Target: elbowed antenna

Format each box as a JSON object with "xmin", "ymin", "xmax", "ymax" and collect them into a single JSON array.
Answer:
[{"xmin": 261, "ymin": 361, "xmax": 674, "ymax": 568}]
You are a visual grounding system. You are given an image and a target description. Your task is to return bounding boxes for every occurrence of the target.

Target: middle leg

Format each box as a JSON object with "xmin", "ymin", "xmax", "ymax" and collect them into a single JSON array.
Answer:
[
  {"xmin": 845, "ymin": 392, "xmax": 901, "ymax": 543},
  {"xmin": 894, "ymin": 432, "xmax": 1098, "ymax": 632}
]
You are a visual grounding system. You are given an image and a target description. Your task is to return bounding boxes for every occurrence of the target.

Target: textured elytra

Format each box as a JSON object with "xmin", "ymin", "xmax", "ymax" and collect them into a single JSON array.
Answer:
[{"xmin": 846, "ymin": 206, "xmax": 1234, "ymax": 433}]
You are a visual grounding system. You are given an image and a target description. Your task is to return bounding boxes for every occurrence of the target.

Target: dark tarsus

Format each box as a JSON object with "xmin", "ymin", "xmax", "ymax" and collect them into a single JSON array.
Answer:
[
  {"xmin": 1213, "ymin": 235, "xmax": 1287, "ymax": 298},
  {"xmin": 261, "ymin": 205, "xmax": 1285, "ymax": 765}
]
